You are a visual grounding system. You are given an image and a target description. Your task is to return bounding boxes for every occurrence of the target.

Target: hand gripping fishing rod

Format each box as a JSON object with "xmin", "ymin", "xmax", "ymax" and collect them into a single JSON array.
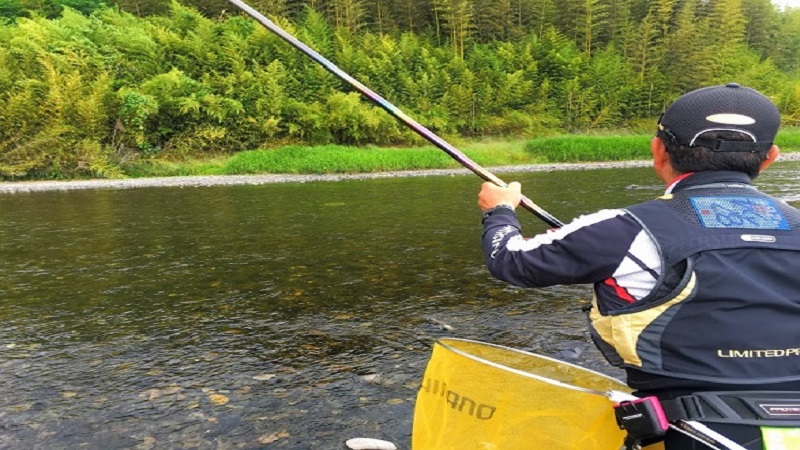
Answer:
[{"xmin": 226, "ymin": 0, "xmax": 564, "ymax": 228}]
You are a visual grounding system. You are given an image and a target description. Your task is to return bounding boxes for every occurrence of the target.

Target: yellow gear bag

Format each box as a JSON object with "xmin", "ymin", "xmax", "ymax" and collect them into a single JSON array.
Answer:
[{"xmin": 412, "ymin": 338, "xmax": 629, "ymax": 450}]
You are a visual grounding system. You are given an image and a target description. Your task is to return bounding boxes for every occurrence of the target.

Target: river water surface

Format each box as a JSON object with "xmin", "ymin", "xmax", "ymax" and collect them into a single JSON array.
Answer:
[{"xmin": 2, "ymin": 162, "xmax": 800, "ymax": 449}]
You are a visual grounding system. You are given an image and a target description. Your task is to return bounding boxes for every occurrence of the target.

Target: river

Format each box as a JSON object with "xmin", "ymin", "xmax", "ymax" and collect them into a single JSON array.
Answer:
[{"xmin": 1, "ymin": 162, "xmax": 799, "ymax": 449}]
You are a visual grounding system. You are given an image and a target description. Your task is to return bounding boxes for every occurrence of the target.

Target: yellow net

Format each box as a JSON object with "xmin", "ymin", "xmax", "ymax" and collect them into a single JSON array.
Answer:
[{"xmin": 412, "ymin": 338, "xmax": 630, "ymax": 450}]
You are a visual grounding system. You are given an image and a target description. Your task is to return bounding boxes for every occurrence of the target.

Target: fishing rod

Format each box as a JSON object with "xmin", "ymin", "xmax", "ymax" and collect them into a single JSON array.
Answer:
[{"xmin": 225, "ymin": 0, "xmax": 564, "ymax": 228}]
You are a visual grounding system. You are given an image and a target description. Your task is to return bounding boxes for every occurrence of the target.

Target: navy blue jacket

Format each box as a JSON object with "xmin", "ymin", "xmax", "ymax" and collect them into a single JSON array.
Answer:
[{"xmin": 482, "ymin": 171, "xmax": 800, "ymax": 390}]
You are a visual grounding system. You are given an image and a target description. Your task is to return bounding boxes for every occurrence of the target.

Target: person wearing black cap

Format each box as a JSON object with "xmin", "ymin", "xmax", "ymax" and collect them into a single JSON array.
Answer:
[{"xmin": 478, "ymin": 83, "xmax": 800, "ymax": 449}]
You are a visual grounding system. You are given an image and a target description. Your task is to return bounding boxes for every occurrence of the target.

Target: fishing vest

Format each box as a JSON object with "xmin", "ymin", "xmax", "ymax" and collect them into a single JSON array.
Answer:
[{"xmin": 589, "ymin": 181, "xmax": 800, "ymax": 386}]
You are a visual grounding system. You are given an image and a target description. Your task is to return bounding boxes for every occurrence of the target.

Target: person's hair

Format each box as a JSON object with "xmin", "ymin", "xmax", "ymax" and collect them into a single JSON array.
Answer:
[{"xmin": 662, "ymin": 130, "xmax": 770, "ymax": 179}]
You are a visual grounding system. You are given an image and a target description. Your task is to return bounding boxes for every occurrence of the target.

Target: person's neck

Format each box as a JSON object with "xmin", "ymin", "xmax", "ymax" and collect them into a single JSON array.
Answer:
[
  {"xmin": 664, "ymin": 172, "xmax": 694, "ymax": 194},
  {"xmin": 666, "ymin": 171, "xmax": 753, "ymax": 194}
]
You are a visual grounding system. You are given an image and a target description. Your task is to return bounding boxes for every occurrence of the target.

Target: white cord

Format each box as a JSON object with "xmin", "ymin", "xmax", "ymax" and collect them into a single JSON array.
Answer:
[{"xmin": 669, "ymin": 421, "xmax": 748, "ymax": 450}]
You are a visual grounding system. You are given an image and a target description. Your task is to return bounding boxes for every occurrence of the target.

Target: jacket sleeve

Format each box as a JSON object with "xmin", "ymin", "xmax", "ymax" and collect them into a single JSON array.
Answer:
[{"xmin": 481, "ymin": 208, "xmax": 644, "ymax": 288}]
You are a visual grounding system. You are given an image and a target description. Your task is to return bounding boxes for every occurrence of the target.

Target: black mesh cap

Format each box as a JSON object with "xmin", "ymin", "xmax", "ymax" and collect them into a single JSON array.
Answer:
[{"xmin": 657, "ymin": 83, "xmax": 780, "ymax": 152}]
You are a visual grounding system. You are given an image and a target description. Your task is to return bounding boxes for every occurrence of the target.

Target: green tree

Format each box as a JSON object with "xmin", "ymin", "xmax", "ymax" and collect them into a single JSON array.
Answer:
[
  {"xmin": 432, "ymin": 0, "xmax": 472, "ymax": 58},
  {"xmin": 364, "ymin": 0, "xmax": 391, "ymax": 33},
  {"xmin": 0, "ymin": 0, "xmax": 27, "ymax": 20},
  {"xmin": 526, "ymin": 0, "xmax": 555, "ymax": 38},
  {"xmin": 247, "ymin": 0, "xmax": 288, "ymax": 18},
  {"xmin": 112, "ymin": 0, "xmax": 169, "ymax": 16},
  {"xmin": 60, "ymin": 0, "xmax": 106, "ymax": 15},
  {"xmin": 705, "ymin": 0, "xmax": 748, "ymax": 81},
  {"xmin": 741, "ymin": 0, "xmax": 779, "ymax": 58},
  {"xmin": 775, "ymin": 7, "xmax": 800, "ymax": 72},
  {"xmin": 583, "ymin": 44, "xmax": 634, "ymax": 127},
  {"xmin": 599, "ymin": 0, "xmax": 632, "ymax": 50},
  {"xmin": 329, "ymin": 0, "xmax": 365, "ymax": 33},
  {"xmin": 133, "ymin": 68, "xmax": 243, "ymax": 152},
  {"xmin": 624, "ymin": 0, "xmax": 676, "ymax": 114},
  {"xmin": 578, "ymin": 0, "xmax": 607, "ymax": 56},
  {"xmin": 388, "ymin": 0, "xmax": 431, "ymax": 32},
  {"xmin": 472, "ymin": 0, "xmax": 515, "ymax": 41},
  {"xmin": 661, "ymin": 0, "xmax": 712, "ymax": 94}
]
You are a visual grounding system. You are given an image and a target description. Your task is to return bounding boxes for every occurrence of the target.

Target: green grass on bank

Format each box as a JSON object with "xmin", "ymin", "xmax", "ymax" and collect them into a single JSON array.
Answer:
[
  {"xmin": 122, "ymin": 139, "xmax": 544, "ymax": 178},
  {"xmin": 225, "ymin": 145, "xmax": 457, "ymax": 174},
  {"xmin": 526, "ymin": 135, "xmax": 652, "ymax": 162},
  {"xmin": 122, "ymin": 128, "xmax": 800, "ymax": 178},
  {"xmin": 527, "ymin": 127, "xmax": 800, "ymax": 163},
  {"xmin": 776, "ymin": 127, "xmax": 800, "ymax": 149}
]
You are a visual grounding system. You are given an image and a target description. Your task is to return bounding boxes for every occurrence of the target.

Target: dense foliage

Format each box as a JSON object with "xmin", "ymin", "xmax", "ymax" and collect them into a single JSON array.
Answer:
[{"xmin": 1, "ymin": 0, "xmax": 800, "ymax": 179}]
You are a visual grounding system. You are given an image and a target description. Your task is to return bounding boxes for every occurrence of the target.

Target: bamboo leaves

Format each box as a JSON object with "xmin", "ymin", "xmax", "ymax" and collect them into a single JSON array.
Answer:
[{"xmin": 1, "ymin": 1, "xmax": 799, "ymax": 179}]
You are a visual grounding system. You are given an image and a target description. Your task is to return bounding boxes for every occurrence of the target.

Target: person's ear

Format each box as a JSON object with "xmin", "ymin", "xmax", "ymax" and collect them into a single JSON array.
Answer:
[
  {"xmin": 651, "ymin": 136, "xmax": 675, "ymax": 183},
  {"xmin": 759, "ymin": 145, "xmax": 780, "ymax": 173}
]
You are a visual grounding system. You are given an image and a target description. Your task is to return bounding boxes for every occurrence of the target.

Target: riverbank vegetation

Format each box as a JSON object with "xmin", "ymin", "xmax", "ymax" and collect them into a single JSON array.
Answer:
[
  {"xmin": 2, "ymin": 0, "xmax": 800, "ymax": 180},
  {"xmin": 122, "ymin": 128, "xmax": 800, "ymax": 177}
]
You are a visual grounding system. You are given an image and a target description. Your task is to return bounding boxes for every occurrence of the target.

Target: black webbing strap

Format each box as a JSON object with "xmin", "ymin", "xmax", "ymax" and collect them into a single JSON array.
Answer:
[
  {"xmin": 691, "ymin": 137, "xmax": 773, "ymax": 153},
  {"xmin": 661, "ymin": 396, "xmax": 705, "ymax": 421},
  {"xmin": 661, "ymin": 391, "xmax": 800, "ymax": 427},
  {"xmin": 656, "ymin": 127, "xmax": 772, "ymax": 153}
]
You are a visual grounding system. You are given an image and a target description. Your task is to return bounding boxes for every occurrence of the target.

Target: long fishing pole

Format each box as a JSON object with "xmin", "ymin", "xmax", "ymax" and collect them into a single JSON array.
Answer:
[{"xmin": 225, "ymin": 0, "xmax": 564, "ymax": 228}]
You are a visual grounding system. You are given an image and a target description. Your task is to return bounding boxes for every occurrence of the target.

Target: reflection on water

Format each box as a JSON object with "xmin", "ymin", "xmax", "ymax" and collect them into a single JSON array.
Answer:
[{"xmin": 1, "ymin": 161, "xmax": 799, "ymax": 449}]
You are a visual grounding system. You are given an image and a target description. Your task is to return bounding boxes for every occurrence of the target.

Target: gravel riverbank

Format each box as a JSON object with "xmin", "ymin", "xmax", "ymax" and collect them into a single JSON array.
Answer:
[
  {"xmin": 0, "ymin": 160, "xmax": 655, "ymax": 194},
  {"xmin": 3, "ymin": 154, "xmax": 799, "ymax": 193}
]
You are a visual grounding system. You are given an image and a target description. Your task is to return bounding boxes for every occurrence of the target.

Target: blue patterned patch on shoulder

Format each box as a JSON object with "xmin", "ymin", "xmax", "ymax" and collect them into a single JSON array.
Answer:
[{"xmin": 689, "ymin": 196, "xmax": 790, "ymax": 230}]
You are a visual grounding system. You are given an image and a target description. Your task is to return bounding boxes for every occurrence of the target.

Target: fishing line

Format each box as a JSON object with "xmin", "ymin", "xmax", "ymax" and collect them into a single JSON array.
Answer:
[{"xmin": 225, "ymin": 0, "xmax": 564, "ymax": 228}]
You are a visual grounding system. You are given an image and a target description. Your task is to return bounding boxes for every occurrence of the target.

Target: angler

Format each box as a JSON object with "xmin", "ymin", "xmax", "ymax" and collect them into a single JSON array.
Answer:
[{"xmin": 478, "ymin": 83, "xmax": 800, "ymax": 449}]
